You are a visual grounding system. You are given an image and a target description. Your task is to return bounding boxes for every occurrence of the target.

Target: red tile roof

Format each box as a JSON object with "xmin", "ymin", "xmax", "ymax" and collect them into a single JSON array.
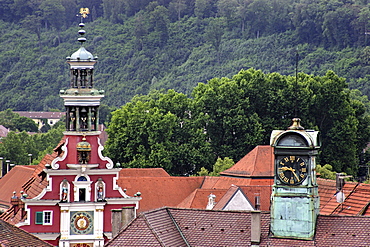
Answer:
[
  {"xmin": 119, "ymin": 168, "xmax": 170, "ymax": 177},
  {"xmin": 220, "ymin": 145, "xmax": 274, "ymax": 178},
  {"xmin": 0, "ymin": 154, "xmax": 54, "ymax": 224},
  {"xmin": 177, "ymin": 188, "xmax": 228, "ymax": 209},
  {"xmin": 117, "ymin": 177, "xmax": 205, "ymax": 212},
  {"xmin": 239, "ymin": 185, "xmax": 272, "ymax": 211},
  {"xmin": 0, "ymin": 165, "xmax": 35, "ymax": 210},
  {"xmin": 0, "ymin": 219, "xmax": 53, "ymax": 246},
  {"xmin": 332, "ymin": 183, "xmax": 370, "ymax": 215},
  {"xmin": 212, "ymin": 185, "xmax": 240, "ymax": 210},
  {"xmin": 108, "ymin": 207, "xmax": 370, "ymax": 247}
]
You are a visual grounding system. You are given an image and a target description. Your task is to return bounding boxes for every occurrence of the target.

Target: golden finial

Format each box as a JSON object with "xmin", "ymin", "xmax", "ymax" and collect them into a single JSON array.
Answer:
[{"xmin": 80, "ymin": 8, "xmax": 90, "ymax": 18}]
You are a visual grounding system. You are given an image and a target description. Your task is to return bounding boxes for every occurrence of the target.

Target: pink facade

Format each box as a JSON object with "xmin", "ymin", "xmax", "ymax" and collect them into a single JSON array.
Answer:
[{"xmin": 15, "ymin": 19, "xmax": 141, "ymax": 247}]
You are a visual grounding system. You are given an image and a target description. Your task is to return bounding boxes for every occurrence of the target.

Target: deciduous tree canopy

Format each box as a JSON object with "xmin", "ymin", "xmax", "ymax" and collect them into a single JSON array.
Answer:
[{"xmin": 105, "ymin": 69, "xmax": 370, "ymax": 176}]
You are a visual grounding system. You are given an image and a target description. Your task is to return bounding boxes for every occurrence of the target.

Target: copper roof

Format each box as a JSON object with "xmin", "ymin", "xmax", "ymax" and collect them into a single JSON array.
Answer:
[{"xmin": 0, "ymin": 219, "xmax": 53, "ymax": 246}]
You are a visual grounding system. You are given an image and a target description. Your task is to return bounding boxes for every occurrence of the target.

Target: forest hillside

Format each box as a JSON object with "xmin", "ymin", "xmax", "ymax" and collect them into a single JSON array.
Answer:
[{"xmin": 1, "ymin": 0, "xmax": 370, "ymax": 111}]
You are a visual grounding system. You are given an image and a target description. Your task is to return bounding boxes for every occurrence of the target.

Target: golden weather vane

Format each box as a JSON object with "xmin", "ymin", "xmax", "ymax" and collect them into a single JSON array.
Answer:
[
  {"xmin": 77, "ymin": 8, "xmax": 90, "ymax": 23},
  {"xmin": 80, "ymin": 8, "xmax": 90, "ymax": 18}
]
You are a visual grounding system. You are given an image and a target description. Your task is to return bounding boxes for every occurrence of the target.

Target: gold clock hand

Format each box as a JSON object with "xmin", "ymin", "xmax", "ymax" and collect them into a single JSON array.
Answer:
[
  {"xmin": 290, "ymin": 169, "xmax": 300, "ymax": 182},
  {"xmin": 279, "ymin": 167, "xmax": 289, "ymax": 171}
]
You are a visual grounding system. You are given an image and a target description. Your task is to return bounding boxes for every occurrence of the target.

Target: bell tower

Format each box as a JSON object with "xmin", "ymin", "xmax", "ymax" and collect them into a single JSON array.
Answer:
[
  {"xmin": 270, "ymin": 118, "xmax": 320, "ymax": 240},
  {"xmin": 61, "ymin": 22, "xmax": 102, "ymax": 133}
]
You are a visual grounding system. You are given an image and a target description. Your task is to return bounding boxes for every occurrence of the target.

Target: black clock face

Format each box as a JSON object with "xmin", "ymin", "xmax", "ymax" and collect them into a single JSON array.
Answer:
[
  {"xmin": 277, "ymin": 156, "xmax": 307, "ymax": 185},
  {"xmin": 70, "ymin": 211, "xmax": 94, "ymax": 235}
]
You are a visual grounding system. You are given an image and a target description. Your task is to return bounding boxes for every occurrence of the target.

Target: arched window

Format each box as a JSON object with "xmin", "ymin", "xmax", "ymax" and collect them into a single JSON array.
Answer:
[{"xmin": 77, "ymin": 176, "xmax": 87, "ymax": 181}]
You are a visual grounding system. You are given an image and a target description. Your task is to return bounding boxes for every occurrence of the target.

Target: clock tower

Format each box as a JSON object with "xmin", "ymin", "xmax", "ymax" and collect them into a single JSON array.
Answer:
[
  {"xmin": 15, "ymin": 11, "xmax": 141, "ymax": 247},
  {"xmin": 270, "ymin": 118, "xmax": 320, "ymax": 240}
]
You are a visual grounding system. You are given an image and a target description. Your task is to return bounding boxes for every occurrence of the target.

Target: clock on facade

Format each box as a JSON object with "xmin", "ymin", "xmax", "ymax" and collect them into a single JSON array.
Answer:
[
  {"xmin": 277, "ymin": 156, "xmax": 307, "ymax": 185},
  {"xmin": 70, "ymin": 211, "xmax": 94, "ymax": 235}
]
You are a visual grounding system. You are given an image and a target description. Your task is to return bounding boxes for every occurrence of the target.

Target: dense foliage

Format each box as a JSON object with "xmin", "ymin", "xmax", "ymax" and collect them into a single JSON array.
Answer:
[
  {"xmin": 105, "ymin": 69, "xmax": 370, "ymax": 176},
  {"xmin": 0, "ymin": 125, "xmax": 64, "ymax": 166},
  {"xmin": 2, "ymin": 0, "xmax": 370, "ymax": 178},
  {"xmin": 0, "ymin": 109, "xmax": 38, "ymax": 132},
  {"xmin": 1, "ymin": 0, "xmax": 370, "ymax": 111}
]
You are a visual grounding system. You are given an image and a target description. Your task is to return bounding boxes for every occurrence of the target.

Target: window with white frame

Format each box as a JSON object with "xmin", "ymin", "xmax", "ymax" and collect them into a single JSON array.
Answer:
[{"xmin": 35, "ymin": 211, "xmax": 53, "ymax": 225}]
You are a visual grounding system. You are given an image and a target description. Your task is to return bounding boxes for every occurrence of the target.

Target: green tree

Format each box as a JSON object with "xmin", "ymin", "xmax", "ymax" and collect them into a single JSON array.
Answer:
[
  {"xmin": 105, "ymin": 90, "xmax": 213, "ymax": 175},
  {"xmin": 0, "ymin": 125, "xmax": 64, "ymax": 166},
  {"xmin": 192, "ymin": 76, "xmax": 264, "ymax": 162},
  {"xmin": 39, "ymin": 0, "xmax": 66, "ymax": 44},
  {"xmin": 316, "ymin": 164, "xmax": 338, "ymax": 180},
  {"xmin": 0, "ymin": 109, "xmax": 38, "ymax": 132},
  {"xmin": 0, "ymin": 131, "xmax": 32, "ymax": 165},
  {"xmin": 14, "ymin": 116, "xmax": 38, "ymax": 132},
  {"xmin": 197, "ymin": 157, "xmax": 234, "ymax": 176}
]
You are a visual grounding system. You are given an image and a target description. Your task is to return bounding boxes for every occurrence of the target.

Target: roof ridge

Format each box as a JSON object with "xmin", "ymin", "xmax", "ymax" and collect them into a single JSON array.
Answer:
[
  {"xmin": 166, "ymin": 208, "xmax": 191, "ymax": 247},
  {"xmin": 250, "ymin": 145, "xmax": 260, "ymax": 175},
  {"xmin": 142, "ymin": 210, "xmax": 167, "ymax": 247}
]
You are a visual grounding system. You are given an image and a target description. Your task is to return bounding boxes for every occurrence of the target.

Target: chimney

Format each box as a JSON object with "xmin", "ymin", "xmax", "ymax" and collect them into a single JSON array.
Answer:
[
  {"xmin": 111, "ymin": 206, "xmax": 136, "ymax": 238},
  {"xmin": 250, "ymin": 211, "xmax": 261, "ymax": 246},
  {"xmin": 206, "ymin": 193, "xmax": 216, "ymax": 210},
  {"xmin": 254, "ymin": 196, "xmax": 260, "ymax": 210},
  {"xmin": 111, "ymin": 209, "xmax": 122, "ymax": 238},
  {"xmin": 121, "ymin": 206, "xmax": 135, "ymax": 229},
  {"xmin": 336, "ymin": 173, "xmax": 345, "ymax": 192}
]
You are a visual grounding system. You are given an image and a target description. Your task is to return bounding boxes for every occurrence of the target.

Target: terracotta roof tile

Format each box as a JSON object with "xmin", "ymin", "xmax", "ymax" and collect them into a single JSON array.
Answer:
[
  {"xmin": 112, "ymin": 208, "xmax": 370, "ymax": 247},
  {"xmin": 198, "ymin": 176, "xmax": 219, "ymax": 188},
  {"xmin": 119, "ymin": 168, "xmax": 170, "ymax": 177},
  {"xmin": 0, "ymin": 219, "xmax": 53, "ymax": 246},
  {"xmin": 333, "ymin": 183, "xmax": 370, "ymax": 215},
  {"xmin": 145, "ymin": 208, "xmax": 188, "ymax": 246},
  {"xmin": 221, "ymin": 145, "xmax": 274, "ymax": 178},
  {"xmin": 239, "ymin": 185, "xmax": 272, "ymax": 211},
  {"xmin": 210, "ymin": 176, "xmax": 253, "ymax": 188},
  {"xmin": 106, "ymin": 216, "xmax": 161, "ymax": 246},
  {"xmin": 117, "ymin": 177, "xmax": 204, "ymax": 212},
  {"xmin": 171, "ymin": 208, "xmax": 251, "ymax": 246},
  {"xmin": 314, "ymin": 215, "xmax": 370, "ymax": 246},
  {"xmin": 177, "ymin": 188, "xmax": 228, "ymax": 209},
  {"xmin": 0, "ymin": 166, "xmax": 35, "ymax": 210}
]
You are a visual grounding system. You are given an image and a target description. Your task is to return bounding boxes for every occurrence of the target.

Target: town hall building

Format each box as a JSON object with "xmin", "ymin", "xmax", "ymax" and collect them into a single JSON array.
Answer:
[{"xmin": 1, "ymin": 19, "xmax": 141, "ymax": 246}]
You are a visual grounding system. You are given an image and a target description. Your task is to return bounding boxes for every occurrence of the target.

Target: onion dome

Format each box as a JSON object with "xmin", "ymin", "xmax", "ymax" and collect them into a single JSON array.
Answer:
[{"xmin": 77, "ymin": 136, "xmax": 91, "ymax": 152}]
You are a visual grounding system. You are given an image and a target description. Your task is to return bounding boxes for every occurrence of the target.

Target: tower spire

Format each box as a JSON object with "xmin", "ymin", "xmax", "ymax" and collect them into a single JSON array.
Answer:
[{"xmin": 60, "ymin": 19, "xmax": 103, "ymax": 132}]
